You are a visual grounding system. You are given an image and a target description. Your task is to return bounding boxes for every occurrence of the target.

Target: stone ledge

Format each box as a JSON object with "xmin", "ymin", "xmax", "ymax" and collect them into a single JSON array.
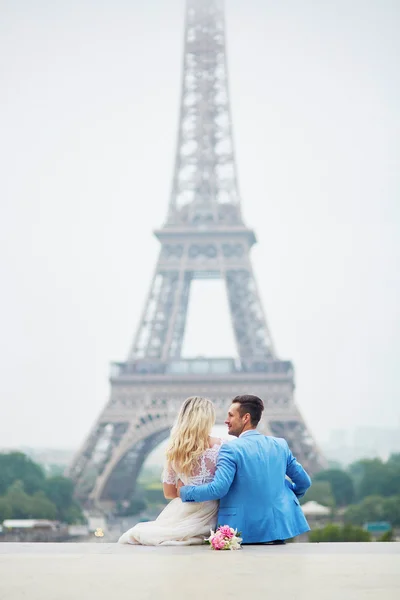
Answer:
[
  {"xmin": 0, "ymin": 543, "xmax": 399, "ymax": 600},
  {"xmin": 1, "ymin": 541, "xmax": 400, "ymax": 555}
]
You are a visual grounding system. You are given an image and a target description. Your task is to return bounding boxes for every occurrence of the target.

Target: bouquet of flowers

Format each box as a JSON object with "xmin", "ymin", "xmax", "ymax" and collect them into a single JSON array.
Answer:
[{"xmin": 205, "ymin": 525, "xmax": 242, "ymax": 550}]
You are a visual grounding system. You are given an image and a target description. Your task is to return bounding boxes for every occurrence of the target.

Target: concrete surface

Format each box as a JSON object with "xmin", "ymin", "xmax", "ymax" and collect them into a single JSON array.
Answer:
[{"xmin": 0, "ymin": 542, "xmax": 399, "ymax": 600}]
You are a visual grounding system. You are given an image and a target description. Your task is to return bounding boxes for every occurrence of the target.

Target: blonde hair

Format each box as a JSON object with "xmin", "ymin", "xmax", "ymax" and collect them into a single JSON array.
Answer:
[{"xmin": 165, "ymin": 396, "xmax": 216, "ymax": 477}]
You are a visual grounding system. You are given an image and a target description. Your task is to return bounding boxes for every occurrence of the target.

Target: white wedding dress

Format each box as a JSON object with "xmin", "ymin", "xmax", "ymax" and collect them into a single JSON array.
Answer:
[{"xmin": 118, "ymin": 439, "xmax": 223, "ymax": 546}]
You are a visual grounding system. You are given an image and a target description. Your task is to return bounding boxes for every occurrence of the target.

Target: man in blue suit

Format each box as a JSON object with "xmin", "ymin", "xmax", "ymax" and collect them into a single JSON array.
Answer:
[{"xmin": 179, "ymin": 394, "xmax": 312, "ymax": 544}]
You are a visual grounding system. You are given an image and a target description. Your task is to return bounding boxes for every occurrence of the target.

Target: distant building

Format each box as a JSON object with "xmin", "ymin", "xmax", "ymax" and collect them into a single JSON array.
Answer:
[
  {"xmin": 0, "ymin": 519, "xmax": 70, "ymax": 542},
  {"xmin": 2, "ymin": 519, "xmax": 57, "ymax": 532}
]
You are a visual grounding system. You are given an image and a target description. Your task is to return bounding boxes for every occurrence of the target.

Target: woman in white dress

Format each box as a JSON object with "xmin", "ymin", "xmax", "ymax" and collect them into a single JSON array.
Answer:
[{"xmin": 118, "ymin": 396, "xmax": 223, "ymax": 546}]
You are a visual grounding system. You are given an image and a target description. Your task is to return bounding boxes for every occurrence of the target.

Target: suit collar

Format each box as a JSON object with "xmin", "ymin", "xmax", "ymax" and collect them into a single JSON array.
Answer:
[{"xmin": 239, "ymin": 429, "xmax": 260, "ymax": 438}]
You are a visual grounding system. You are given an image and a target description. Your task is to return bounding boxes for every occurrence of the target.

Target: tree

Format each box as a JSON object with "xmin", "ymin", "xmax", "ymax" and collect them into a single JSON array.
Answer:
[
  {"xmin": 44, "ymin": 476, "xmax": 85, "ymax": 524},
  {"xmin": 300, "ymin": 481, "xmax": 335, "ymax": 507},
  {"xmin": 3, "ymin": 481, "xmax": 57, "ymax": 520},
  {"xmin": 0, "ymin": 452, "xmax": 84, "ymax": 525},
  {"xmin": 357, "ymin": 459, "xmax": 389, "ymax": 499},
  {"xmin": 61, "ymin": 503, "xmax": 87, "ymax": 525},
  {"xmin": 387, "ymin": 454, "xmax": 400, "ymax": 468},
  {"xmin": 0, "ymin": 497, "xmax": 12, "ymax": 521},
  {"xmin": 349, "ymin": 458, "xmax": 400, "ymax": 501},
  {"xmin": 309, "ymin": 523, "xmax": 342, "ymax": 543},
  {"xmin": 29, "ymin": 492, "xmax": 57, "ymax": 520},
  {"xmin": 4, "ymin": 481, "xmax": 32, "ymax": 518},
  {"xmin": 344, "ymin": 495, "xmax": 385, "ymax": 526},
  {"xmin": 0, "ymin": 453, "xmax": 45, "ymax": 495},
  {"xmin": 343, "ymin": 494, "xmax": 400, "ymax": 528},
  {"xmin": 378, "ymin": 530, "xmax": 394, "ymax": 542},
  {"xmin": 309, "ymin": 523, "xmax": 370, "ymax": 543},
  {"xmin": 44, "ymin": 477, "xmax": 73, "ymax": 515},
  {"xmin": 385, "ymin": 467, "xmax": 400, "ymax": 497},
  {"xmin": 314, "ymin": 469, "xmax": 355, "ymax": 507},
  {"xmin": 382, "ymin": 496, "xmax": 400, "ymax": 527},
  {"xmin": 341, "ymin": 524, "xmax": 371, "ymax": 542}
]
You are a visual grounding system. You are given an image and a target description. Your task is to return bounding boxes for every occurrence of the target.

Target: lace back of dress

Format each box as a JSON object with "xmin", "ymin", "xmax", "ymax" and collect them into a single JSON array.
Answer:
[{"xmin": 161, "ymin": 441, "xmax": 223, "ymax": 486}]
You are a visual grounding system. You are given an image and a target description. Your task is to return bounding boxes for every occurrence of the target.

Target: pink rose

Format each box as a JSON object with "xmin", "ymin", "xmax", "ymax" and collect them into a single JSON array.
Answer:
[
  {"xmin": 218, "ymin": 525, "xmax": 234, "ymax": 539},
  {"xmin": 211, "ymin": 533, "xmax": 227, "ymax": 550}
]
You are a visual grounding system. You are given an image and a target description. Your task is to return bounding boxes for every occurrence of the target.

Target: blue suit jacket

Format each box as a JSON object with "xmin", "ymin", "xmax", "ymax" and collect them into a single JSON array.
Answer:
[{"xmin": 180, "ymin": 431, "xmax": 311, "ymax": 543}]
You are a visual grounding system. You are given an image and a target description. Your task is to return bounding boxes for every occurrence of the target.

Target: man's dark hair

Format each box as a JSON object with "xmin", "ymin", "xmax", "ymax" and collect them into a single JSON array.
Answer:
[{"xmin": 232, "ymin": 394, "xmax": 264, "ymax": 426}]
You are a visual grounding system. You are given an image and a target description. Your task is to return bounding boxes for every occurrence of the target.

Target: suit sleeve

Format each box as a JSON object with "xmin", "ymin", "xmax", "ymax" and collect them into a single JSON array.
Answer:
[
  {"xmin": 285, "ymin": 441, "xmax": 312, "ymax": 498},
  {"xmin": 180, "ymin": 444, "xmax": 237, "ymax": 503}
]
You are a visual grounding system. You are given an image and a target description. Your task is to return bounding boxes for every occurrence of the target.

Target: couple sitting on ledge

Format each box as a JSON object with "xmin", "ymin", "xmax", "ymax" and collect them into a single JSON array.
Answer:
[{"xmin": 118, "ymin": 394, "xmax": 311, "ymax": 546}]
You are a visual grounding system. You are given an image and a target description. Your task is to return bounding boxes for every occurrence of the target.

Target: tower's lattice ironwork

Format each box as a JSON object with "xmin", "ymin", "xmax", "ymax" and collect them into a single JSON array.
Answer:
[{"xmin": 66, "ymin": 0, "xmax": 325, "ymax": 507}]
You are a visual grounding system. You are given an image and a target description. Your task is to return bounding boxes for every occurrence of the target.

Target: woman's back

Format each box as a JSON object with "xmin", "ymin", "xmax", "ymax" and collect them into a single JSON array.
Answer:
[
  {"xmin": 119, "ymin": 397, "xmax": 221, "ymax": 546},
  {"xmin": 162, "ymin": 438, "xmax": 223, "ymax": 486}
]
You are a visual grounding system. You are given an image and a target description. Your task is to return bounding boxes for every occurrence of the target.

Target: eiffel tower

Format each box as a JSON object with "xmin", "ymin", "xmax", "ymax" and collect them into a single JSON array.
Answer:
[{"xmin": 67, "ymin": 0, "xmax": 325, "ymax": 507}]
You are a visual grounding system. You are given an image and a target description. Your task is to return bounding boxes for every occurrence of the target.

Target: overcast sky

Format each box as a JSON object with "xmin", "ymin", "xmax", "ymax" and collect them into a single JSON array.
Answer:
[{"xmin": 1, "ymin": 0, "xmax": 399, "ymax": 452}]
